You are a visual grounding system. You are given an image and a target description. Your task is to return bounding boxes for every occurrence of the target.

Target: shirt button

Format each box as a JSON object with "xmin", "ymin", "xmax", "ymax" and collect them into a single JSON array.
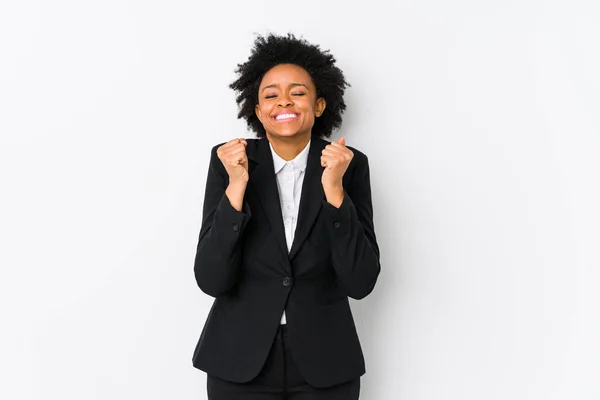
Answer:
[
  {"xmin": 282, "ymin": 277, "xmax": 292, "ymax": 287},
  {"xmin": 334, "ymin": 221, "xmax": 341, "ymax": 228},
  {"xmin": 232, "ymin": 224, "xmax": 239, "ymax": 232}
]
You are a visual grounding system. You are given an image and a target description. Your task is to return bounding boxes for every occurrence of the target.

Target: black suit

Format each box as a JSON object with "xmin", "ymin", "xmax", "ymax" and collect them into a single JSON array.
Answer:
[{"xmin": 192, "ymin": 137, "xmax": 380, "ymax": 388}]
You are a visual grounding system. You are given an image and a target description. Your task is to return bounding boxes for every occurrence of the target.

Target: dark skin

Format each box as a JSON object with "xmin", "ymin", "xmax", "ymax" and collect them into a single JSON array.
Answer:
[
  {"xmin": 255, "ymin": 63, "xmax": 325, "ymax": 160},
  {"xmin": 218, "ymin": 63, "xmax": 353, "ymax": 210}
]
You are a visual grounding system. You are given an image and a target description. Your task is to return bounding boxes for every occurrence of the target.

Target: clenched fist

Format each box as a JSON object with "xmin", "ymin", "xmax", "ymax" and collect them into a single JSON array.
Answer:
[
  {"xmin": 321, "ymin": 137, "xmax": 354, "ymax": 208},
  {"xmin": 217, "ymin": 138, "xmax": 249, "ymax": 185}
]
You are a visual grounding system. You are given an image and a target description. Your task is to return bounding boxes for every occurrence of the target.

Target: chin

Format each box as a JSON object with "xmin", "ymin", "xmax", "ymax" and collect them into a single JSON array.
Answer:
[{"xmin": 270, "ymin": 130, "xmax": 301, "ymax": 138}]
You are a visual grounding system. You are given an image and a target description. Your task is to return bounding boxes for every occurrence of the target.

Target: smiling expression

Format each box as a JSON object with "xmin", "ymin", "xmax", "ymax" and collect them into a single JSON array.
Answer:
[{"xmin": 255, "ymin": 64, "xmax": 326, "ymax": 140}]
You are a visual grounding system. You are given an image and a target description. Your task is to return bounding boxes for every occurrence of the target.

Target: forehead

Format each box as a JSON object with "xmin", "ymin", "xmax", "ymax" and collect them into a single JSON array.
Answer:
[{"xmin": 259, "ymin": 64, "xmax": 315, "ymax": 88}]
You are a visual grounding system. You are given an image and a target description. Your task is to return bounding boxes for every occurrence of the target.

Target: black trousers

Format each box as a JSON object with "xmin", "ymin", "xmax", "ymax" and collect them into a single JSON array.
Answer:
[{"xmin": 207, "ymin": 324, "xmax": 360, "ymax": 400}]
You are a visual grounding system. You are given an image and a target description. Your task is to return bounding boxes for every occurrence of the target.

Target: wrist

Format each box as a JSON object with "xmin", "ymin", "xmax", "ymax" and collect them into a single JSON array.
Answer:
[
  {"xmin": 323, "ymin": 185, "xmax": 344, "ymax": 208},
  {"xmin": 322, "ymin": 182, "xmax": 343, "ymax": 192},
  {"xmin": 225, "ymin": 182, "xmax": 247, "ymax": 211},
  {"xmin": 227, "ymin": 179, "xmax": 248, "ymax": 190}
]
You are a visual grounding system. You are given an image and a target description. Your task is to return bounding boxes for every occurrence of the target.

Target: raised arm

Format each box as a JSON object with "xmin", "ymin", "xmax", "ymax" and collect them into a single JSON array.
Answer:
[{"xmin": 194, "ymin": 139, "xmax": 251, "ymax": 297}]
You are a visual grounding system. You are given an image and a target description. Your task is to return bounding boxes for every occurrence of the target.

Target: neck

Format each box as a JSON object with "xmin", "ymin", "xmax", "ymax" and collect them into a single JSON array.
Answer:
[{"xmin": 266, "ymin": 132, "xmax": 311, "ymax": 161}]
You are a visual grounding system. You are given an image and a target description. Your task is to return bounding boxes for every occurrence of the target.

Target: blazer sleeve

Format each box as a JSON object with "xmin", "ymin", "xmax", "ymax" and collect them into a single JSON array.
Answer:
[
  {"xmin": 320, "ymin": 151, "xmax": 381, "ymax": 299},
  {"xmin": 193, "ymin": 144, "xmax": 251, "ymax": 297}
]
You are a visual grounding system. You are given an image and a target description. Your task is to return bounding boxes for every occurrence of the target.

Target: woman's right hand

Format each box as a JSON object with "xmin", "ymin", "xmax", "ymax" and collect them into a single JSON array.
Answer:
[
  {"xmin": 217, "ymin": 138, "xmax": 249, "ymax": 211},
  {"xmin": 217, "ymin": 138, "xmax": 249, "ymax": 185}
]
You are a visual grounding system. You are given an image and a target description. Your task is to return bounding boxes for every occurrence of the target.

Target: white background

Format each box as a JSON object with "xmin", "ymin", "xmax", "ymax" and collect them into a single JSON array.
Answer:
[{"xmin": 1, "ymin": 1, "xmax": 599, "ymax": 399}]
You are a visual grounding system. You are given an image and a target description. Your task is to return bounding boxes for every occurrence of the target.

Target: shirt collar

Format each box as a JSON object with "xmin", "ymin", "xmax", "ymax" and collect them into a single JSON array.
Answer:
[{"xmin": 269, "ymin": 139, "xmax": 311, "ymax": 174}]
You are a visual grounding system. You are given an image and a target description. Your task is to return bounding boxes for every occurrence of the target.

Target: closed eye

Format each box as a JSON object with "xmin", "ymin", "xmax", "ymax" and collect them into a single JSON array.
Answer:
[{"xmin": 264, "ymin": 92, "xmax": 306, "ymax": 100}]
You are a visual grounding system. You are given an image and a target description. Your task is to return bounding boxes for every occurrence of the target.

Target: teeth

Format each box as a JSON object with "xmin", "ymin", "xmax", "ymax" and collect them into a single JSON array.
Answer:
[{"xmin": 275, "ymin": 113, "xmax": 297, "ymax": 120}]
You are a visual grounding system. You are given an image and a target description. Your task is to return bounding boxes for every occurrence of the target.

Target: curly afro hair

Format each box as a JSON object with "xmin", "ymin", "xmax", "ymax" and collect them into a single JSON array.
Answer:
[{"xmin": 229, "ymin": 33, "xmax": 350, "ymax": 138}]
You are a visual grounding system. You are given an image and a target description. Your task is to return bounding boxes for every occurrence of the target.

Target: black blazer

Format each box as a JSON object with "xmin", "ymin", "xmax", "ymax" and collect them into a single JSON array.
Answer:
[{"xmin": 192, "ymin": 137, "xmax": 380, "ymax": 388}]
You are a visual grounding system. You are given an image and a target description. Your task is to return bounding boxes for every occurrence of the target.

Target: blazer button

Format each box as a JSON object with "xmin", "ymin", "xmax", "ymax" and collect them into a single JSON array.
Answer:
[
  {"xmin": 232, "ymin": 224, "xmax": 239, "ymax": 232},
  {"xmin": 333, "ymin": 221, "xmax": 341, "ymax": 228},
  {"xmin": 282, "ymin": 277, "xmax": 292, "ymax": 287}
]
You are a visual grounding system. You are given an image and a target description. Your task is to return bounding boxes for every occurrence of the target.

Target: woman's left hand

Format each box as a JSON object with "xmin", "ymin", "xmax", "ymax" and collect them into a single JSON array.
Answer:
[{"xmin": 321, "ymin": 137, "xmax": 354, "ymax": 207}]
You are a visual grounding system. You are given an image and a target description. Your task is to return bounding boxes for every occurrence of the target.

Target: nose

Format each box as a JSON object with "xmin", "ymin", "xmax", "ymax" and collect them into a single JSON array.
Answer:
[{"xmin": 277, "ymin": 94, "xmax": 292, "ymax": 107}]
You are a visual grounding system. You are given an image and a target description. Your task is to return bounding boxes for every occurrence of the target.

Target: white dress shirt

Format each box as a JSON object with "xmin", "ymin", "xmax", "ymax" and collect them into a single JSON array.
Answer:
[{"xmin": 269, "ymin": 139, "xmax": 311, "ymax": 325}]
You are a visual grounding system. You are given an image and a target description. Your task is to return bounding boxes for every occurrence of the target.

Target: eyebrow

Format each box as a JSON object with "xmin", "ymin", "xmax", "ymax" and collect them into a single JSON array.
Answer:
[{"xmin": 261, "ymin": 82, "xmax": 309, "ymax": 92}]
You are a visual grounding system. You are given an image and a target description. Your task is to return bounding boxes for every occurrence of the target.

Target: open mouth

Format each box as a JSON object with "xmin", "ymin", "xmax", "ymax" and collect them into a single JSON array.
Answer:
[{"xmin": 274, "ymin": 113, "xmax": 300, "ymax": 122}]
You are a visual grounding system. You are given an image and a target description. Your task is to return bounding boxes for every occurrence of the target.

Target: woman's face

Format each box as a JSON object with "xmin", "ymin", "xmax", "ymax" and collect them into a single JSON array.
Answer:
[{"xmin": 255, "ymin": 64, "xmax": 326, "ymax": 140}]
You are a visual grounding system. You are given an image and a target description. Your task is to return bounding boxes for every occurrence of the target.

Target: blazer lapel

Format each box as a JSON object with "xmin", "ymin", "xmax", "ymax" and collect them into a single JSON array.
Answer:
[
  {"xmin": 247, "ymin": 137, "xmax": 327, "ymax": 262},
  {"xmin": 289, "ymin": 138, "xmax": 326, "ymax": 260},
  {"xmin": 247, "ymin": 139, "xmax": 289, "ymax": 259}
]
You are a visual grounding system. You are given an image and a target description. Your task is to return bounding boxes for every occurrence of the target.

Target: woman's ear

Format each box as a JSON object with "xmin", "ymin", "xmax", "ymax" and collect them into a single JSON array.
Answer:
[
  {"xmin": 315, "ymin": 97, "xmax": 326, "ymax": 117},
  {"xmin": 255, "ymin": 104, "xmax": 262, "ymax": 122}
]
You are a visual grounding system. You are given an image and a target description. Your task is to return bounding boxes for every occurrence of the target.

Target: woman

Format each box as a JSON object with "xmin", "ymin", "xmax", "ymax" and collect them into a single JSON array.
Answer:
[{"xmin": 192, "ymin": 33, "xmax": 381, "ymax": 400}]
